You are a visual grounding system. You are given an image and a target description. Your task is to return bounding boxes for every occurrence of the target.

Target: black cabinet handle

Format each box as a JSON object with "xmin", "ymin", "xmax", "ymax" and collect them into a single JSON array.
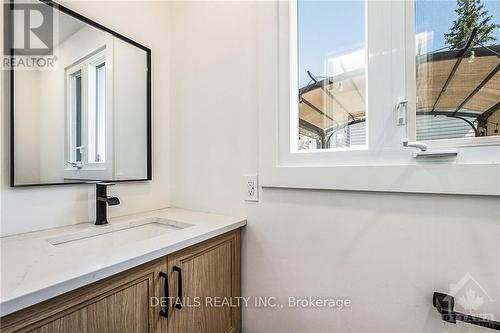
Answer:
[
  {"xmin": 173, "ymin": 266, "xmax": 183, "ymax": 309},
  {"xmin": 159, "ymin": 272, "xmax": 169, "ymax": 318}
]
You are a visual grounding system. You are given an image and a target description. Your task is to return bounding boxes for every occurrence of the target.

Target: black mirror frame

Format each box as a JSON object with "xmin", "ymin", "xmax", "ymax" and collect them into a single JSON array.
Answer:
[{"xmin": 8, "ymin": 0, "xmax": 152, "ymax": 187}]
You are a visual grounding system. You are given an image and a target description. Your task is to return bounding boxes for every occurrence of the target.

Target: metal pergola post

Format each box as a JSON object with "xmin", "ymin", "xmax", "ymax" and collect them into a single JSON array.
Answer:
[{"xmin": 431, "ymin": 28, "xmax": 478, "ymax": 113}]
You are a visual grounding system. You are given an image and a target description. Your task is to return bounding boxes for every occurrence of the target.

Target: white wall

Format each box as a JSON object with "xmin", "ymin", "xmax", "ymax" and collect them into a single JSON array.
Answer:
[
  {"xmin": 13, "ymin": 69, "xmax": 41, "ymax": 183},
  {"xmin": 168, "ymin": 2, "xmax": 500, "ymax": 332},
  {"xmin": 113, "ymin": 37, "xmax": 148, "ymax": 180},
  {"xmin": 0, "ymin": 1, "xmax": 170, "ymax": 236}
]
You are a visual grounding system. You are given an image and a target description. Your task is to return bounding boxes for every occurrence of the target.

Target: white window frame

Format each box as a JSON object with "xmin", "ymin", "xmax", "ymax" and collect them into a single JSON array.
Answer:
[
  {"xmin": 258, "ymin": 0, "xmax": 500, "ymax": 196},
  {"xmin": 67, "ymin": 68, "xmax": 84, "ymax": 166},
  {"xmin": 64, "ymin": 46, "xmax": 114, "ymax": 181}
]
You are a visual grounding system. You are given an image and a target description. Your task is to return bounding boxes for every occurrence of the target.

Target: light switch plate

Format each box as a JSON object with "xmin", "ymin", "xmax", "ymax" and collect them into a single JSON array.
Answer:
[{"xmin": 244, "ymin": 174, "xmax": 259, "ymax": 202}]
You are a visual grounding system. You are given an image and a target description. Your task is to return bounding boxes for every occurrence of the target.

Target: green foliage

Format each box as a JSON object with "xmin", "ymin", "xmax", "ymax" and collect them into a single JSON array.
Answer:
[{"xmin": 445, "ymin": 0, "xmax": 500, "ymax": 49}]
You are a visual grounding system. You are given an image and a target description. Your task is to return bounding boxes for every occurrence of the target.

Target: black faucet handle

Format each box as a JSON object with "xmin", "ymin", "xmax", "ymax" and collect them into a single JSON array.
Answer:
[
  {"xmin": 107, "ymin": 197, "xmax": 120, "ymax": 206},
  {"xmin": 96, "ymin": 183, "xmax": 119, "ymax": 205}
]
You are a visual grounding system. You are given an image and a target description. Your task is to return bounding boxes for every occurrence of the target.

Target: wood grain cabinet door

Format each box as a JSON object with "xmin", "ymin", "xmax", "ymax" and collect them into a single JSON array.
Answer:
[
  {"xmin": 1, "ymin": 259, "xmax": 167, "ymax": 333},
  {"xmin": 166, "ymin": 230, "xmax": 241, "ymax": 333}
]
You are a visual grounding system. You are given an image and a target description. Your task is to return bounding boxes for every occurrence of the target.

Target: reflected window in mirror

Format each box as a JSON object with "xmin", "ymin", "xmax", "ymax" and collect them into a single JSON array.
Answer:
[
  {"xmin": 94, "ymin": 63, "xmax": 106, "ymax": 163},
  {"xmin": 65, "ymin": 48, "xmax": 111, "ymax": 180}
]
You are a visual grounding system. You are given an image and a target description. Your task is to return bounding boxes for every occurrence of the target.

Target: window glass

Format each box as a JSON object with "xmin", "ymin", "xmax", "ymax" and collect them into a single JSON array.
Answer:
[
  {"xmin": 94, "ymin": 63, "xmax": 106, "ymax": 163},
  {"xmin": 415, "ymin": 0, "xmax": 500, "ymax": 140},
  {"xmin": 297, "ymin": 0, "xmax": 366, "ymax": 150}
]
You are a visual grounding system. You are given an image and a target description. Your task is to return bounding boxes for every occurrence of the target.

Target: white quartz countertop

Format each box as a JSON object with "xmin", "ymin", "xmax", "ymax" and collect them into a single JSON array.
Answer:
[{"xmin": 0, "ymin": 208, "xmax": 246, "ymax": 316}]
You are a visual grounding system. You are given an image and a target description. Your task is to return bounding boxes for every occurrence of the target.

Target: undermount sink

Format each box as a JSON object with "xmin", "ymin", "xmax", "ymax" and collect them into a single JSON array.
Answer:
[{"xmin": 47, "ymin": 217, "xmax": 193, "ymax": 248}]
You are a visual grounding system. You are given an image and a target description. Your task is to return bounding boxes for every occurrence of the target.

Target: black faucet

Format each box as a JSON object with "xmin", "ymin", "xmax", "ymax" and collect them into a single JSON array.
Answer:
[{"xmin": 95, "ymin": 183, "xmax": 120, "ymax": 225}]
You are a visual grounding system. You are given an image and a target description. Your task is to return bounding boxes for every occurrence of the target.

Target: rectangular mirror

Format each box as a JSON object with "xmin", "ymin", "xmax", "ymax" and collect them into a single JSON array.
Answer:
[{"xmin": 8, "ymin": 0, "xmax": 151, "ymax": 186}]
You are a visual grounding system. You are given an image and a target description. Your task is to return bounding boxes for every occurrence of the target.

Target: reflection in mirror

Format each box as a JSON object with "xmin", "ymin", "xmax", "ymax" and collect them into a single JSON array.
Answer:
[{"xmin": 11, "ymin": 0, "xmax": 150, "ymax": 186}]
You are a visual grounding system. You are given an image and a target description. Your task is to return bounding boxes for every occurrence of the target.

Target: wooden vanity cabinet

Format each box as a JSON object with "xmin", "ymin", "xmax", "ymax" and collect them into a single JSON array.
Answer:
[
  {"xmin": 166, "ymin": 230, "xmax": 241, "ymax": 333},
  {"xmin": 0, "ymin": 229, "xmax": 241, "ymax": 333},
  {"xmin": 0, "ymin": 258, "xmax": 167, "ymax": 333}
]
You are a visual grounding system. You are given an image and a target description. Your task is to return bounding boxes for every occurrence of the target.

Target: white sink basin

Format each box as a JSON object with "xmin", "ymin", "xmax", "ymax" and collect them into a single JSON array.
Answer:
[{"xmin": 47, "ymin": 217, "xmax": 193, "ymax": 248}]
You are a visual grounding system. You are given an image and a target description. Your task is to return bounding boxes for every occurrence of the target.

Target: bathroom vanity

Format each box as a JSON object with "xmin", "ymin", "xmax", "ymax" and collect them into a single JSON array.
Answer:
[{"xmin": 0, "ymin": 208, "xmax": 246, "ymax": 333}]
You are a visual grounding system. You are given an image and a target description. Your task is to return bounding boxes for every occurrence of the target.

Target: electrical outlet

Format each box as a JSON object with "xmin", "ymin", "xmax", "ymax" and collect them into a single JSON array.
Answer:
[{"xmin": 244, "ymin": 175, "xmax": 259, "ymax": 202}]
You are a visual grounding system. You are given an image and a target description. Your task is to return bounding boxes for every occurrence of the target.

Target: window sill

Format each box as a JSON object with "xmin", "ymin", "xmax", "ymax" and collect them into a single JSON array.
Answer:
[
  {"xmin": 260, "ymin": 162, "xmax": 500, "ymax": 196},
  {"xmin": 424, "ymin": 136, "xmax": 500, "ymax": 149}
]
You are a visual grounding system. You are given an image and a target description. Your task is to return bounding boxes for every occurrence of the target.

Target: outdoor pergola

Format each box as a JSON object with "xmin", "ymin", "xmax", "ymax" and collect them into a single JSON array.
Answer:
[
  {"xmin": 299, "ymin": 68, "xmax": 365, "ymax": 148},
  {"xmin": 299, "ymin": 41, "xmax": 500, "ymax": 148}
]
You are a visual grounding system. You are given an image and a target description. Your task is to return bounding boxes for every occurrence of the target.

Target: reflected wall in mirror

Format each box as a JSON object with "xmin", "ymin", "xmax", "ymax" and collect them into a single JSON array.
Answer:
[{"xmin": 10, "ymin": 0, "xmax": 151, "ymax": 186}]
